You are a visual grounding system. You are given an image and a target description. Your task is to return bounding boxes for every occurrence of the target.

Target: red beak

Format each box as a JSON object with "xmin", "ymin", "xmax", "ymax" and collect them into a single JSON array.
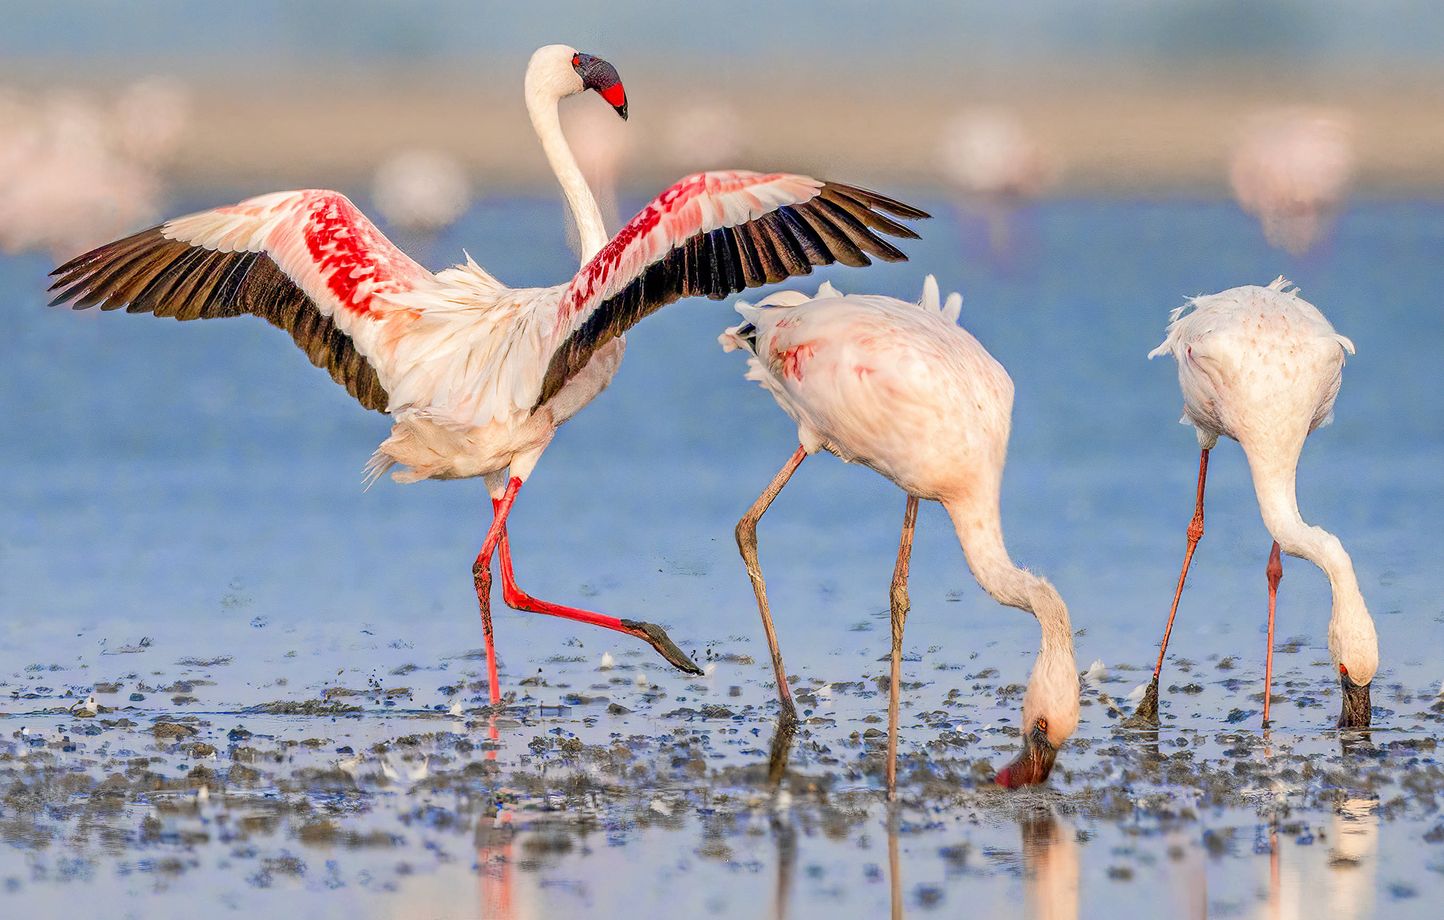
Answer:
[{"xmin": 599, "ymin": 83, "xmax": 628, "ymax": 120}]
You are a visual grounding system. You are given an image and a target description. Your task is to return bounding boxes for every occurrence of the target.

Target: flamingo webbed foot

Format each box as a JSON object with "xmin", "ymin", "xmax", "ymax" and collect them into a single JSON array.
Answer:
[
  {"xmin": 1124, "ymin": 678, "xmax": 1161, "ymax": 727},
  {"xmin": 620, "ymin": 619, "xmax": 703, "ymax": 675}
]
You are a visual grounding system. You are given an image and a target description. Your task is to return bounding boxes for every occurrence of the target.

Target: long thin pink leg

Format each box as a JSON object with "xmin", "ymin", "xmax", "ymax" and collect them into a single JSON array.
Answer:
[
  {"xmin": 1135, "ymin": 448, "xmax": 1209, "ymax": 722},
  {"xmin": 474, "ymin": 477, "xmax": 523, "ymax": 706},
  {"xmin": 886, "ymin": 496, "xmax": 919, "ymax": 801},
  {"xmin": 735, "ymin": 446, "xmax": 808, "ymax": 722},
  {"xmin": 492, "ymin": 507, "xmax": 702, "ymax": 675},
  {"xmin": 1264, "ymin": 541, "xmax": 1282, "ymax": 726}
]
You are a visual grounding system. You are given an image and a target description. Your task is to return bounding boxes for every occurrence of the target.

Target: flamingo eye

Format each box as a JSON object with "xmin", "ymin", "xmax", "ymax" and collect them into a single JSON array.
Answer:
[
  {"xmin": 1339, "ymin": 663, "xmax": 1348, "ymax": 676},
  {"xmin": 1035, "ymin": 717, "xmax": 1048, "ymax": 734},
  {"xmin": 571, "ymin": 53, "xmax": 581, "ymax": 68}
]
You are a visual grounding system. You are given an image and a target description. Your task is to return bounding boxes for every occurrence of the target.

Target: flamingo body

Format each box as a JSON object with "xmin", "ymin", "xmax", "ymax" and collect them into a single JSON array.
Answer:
[
  {"xmin": 725, "ymin": 283, "xmax": 1005, "ymax": 502},
  {"xmin": 1153, "ymin": 276, "xmax": 1355, "ymax": 453}
]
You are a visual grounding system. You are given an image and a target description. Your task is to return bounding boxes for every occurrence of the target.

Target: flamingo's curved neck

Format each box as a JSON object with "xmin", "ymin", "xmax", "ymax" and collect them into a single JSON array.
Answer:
[
  {"xmin": 1246, "ymin": 450, "xmax": 1378, "ymax": 679},
  {"xmin": 942, "ymin": 491, "xmax": 1077, "ymax": 715},
  {"xmin": 525, "ymin": 68, "xmax": 608, "ymax": 264}
]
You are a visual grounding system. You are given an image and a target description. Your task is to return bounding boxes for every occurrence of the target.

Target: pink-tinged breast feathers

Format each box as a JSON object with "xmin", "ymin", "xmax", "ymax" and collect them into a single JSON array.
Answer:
[{"xmin": 294, "ymin": 194, "xmax": 417, "ymax": 315}]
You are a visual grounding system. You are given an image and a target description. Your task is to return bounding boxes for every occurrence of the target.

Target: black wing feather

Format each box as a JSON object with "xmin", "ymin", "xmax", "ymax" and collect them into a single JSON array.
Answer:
[
  {"xmin": 49, "ymin": 228, "xmax": 389, "ymax": 412},
  {"xmin": 536, "ymin": 182, "xmax": 928, "ymax": 408}
]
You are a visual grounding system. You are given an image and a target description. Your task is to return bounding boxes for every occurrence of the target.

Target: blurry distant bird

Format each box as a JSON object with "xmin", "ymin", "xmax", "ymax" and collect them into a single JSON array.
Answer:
[
  {"xmin": 939, "ymin": 109, "xmax": 1050, "ymax": 202},
  {"xmin": 721, "ymin": 277, "xmax": 1079, "ymax": 795},
  {"xmin": 1230, "ymin": 109, "xmax": 1354, "ymax": 256},
  {"xmin": 938, "ymin": 108, "xmax": 1050, "ymax": 257},
  {"xmin": 371, "ymin": 149, "xmax": 471, "ymax": 233},
  {"xmin": 110, "ymin": 77, "xmax": 191, "ymax": 167},
  {"xmin": 48, "ymin": 44, "xmax": 927, "ymax": 705},
  {"xmin": 0, "ymin": 89, "xmax": 164, "ymax": 259},
  {"xmin": 1137, "ymin": 278, "xmax": 1376, "ymax": 729}
]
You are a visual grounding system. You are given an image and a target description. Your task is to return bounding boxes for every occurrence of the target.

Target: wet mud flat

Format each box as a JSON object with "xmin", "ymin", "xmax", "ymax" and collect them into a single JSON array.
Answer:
[{"xmin": 3, "ymin": 645, "xmax": 1443, "ymax": 918}]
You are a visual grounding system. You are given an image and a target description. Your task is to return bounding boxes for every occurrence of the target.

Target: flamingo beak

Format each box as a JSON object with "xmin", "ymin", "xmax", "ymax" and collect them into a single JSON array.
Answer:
[
  {"xmin": 601, "ymin": 84, "xmax": 628, "ymax": 121},
  {"xmin": 1338, "ymin": 669, "xmax": 1371, "ymax": 729},
  {"xmin": 573, "ymin": 52, "xmax": 629, "ymax": 121},
  {"xmin": 993, "ymin": 724, "xmax": 1058, "ymax": 789}
]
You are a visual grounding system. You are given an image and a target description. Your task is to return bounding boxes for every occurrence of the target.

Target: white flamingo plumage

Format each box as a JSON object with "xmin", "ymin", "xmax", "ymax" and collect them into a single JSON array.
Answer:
[
  {"xmin": 48, "ymin": 44, "xmax": 928, "ymax": 704},
  {"xmin": 720, "ymin": 276, "xmax": 1079, "ymax": 795},
  {"xmin": 560, "ymin": 98, "xmax": 631, "ymax": 249},
  {"xmin": 1139, "ymin": 277, "xmax": 1377, "ymax": 729}
]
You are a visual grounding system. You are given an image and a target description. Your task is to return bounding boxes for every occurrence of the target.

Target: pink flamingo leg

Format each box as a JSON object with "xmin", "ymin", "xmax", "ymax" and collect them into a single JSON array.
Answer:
[
  {"xmin": 474, "ymin": 477, "xmax": 524, "ymax": 706},
  {"xmin": 1264, "ymin": 541, "xmax": 1282, "ymax": 726},
  {"xmin": 490, "ymin": 503, "xmax": 702, "ymax": 676},
  {"xmin": 1134, "ymin": 447, "xmax": 1209, "ymax": 722}
]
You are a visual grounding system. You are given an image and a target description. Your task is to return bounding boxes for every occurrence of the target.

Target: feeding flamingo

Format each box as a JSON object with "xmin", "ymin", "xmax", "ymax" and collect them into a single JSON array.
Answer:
[
  {"xmin": 1136, "ymin": 277, "xmax": 1377, "ymax": 729},
  {"xmin": 46, "ymin": 43, "xmax": 928, "ymax": 705},
  {"xmin": 720, "ymin": 277, "xmax": 1079, "ymax": 795}
]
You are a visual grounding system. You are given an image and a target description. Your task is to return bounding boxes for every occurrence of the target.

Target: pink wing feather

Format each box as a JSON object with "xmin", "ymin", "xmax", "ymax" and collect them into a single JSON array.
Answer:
[
  {"xmin": 537, "ymin": 170, "xmax": 928, "ymax": 407},
  {"xmin": 49, "ymin": 190, "xmax": 430, "ymax": 411}
]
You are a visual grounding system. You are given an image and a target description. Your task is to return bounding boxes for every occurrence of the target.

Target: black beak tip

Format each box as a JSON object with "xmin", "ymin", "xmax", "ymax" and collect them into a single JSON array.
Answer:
[{"xmin": 615, "ymin": 102, "xmax": 628, "ymax": 121}]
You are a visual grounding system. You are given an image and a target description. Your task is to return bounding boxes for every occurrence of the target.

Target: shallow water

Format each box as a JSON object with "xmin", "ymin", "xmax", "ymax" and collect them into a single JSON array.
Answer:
[{"xmin": 1, "ymin": 195, "xmax": 1442, "ymax": 917}]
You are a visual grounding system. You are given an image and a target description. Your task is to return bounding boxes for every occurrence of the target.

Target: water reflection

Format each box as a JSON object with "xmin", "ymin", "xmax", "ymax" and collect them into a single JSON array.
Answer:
[
  {"xmin": 1327, "ymin": 797, "xmax": 1379, "ymax": 920},
  {"xmin": 1020, "ymin": 810, "xmax": 1079, "ymax": 920},
  {"xmin": 476, "ymin": 814, "xmax": 519, "ymax": 920},
  {"xmin": 1259, "ymin": 796, "xmax": 1378, "ymax": 920},
  {"xmin": 772, "ymin": 811, "xmax": 798, "ymax": 920},
  {"xmin": 1167, "ymin": 827, "xmax": 1209, "ymax": 920},
  {"xmin": 768, "ymin": 719, "xmax": 798, "ymax": 920}
]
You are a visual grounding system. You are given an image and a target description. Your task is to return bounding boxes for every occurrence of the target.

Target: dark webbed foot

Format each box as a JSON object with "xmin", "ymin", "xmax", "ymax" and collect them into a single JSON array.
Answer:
[
  {"xmin": 622, "ymin": 619, "xmax": 703, "ymax": 675},
  {"xmin": 1124, "ymin": 677, "xmax": 1161, "ymax": 728}
]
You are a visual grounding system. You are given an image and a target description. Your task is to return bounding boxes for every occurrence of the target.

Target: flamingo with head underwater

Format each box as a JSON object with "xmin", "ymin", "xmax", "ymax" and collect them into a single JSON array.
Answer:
[
  {"xmin": 47, "ymin": 43, "xmax": 929, "ymax": 705},
  {"xmin": 1137, "ymin": 277, "xmax": 1377, "ymax": 729},
  {"xmin": 720, "ymin": 276, "xmax": 1080, "ymax": 796}
]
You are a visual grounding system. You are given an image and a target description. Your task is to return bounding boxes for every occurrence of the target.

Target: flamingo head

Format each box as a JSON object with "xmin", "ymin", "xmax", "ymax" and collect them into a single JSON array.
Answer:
[
  {"xmin": 994, "ymin": 593, "xmax": 1079, "ymax": 790},
  {"xmin": 994, "ymin": 717, "xmax": 1059, "ymax": 789},
  {"xmin": 572, "ymin": 52, "xmax": 628, "ymax": 120},
  {"xmin": 1329, "ymin": 589, "xmax": 1377, "ymax": 730},
  {"xmin": 1338, "ymin": 664, "xmax": 1372, "ymax": 730}
]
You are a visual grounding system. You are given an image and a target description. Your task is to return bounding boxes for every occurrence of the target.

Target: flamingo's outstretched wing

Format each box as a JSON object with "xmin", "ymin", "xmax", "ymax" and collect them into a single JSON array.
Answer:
[
  {"xmin": 48, "ymin": 190, "xmax": 432, "ymax": 412},
  {"xmin": 536, "ymin": 171, "xmax": 928, "ymax": 407}
]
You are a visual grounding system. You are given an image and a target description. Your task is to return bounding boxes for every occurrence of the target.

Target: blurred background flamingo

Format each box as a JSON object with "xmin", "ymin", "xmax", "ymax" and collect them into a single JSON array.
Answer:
[
  {"xmin": 370, "ymin": 148, "xmax": 471, "ymax": 235},
  {"xmin": 937, "ymin": 108, "xmax": 1053, "ymax": 260},
  {"xmin": 0, "ymin": 80, "xmax": 188, "ymax": 259},
  {"xmin": 1230, "ymin": 108, "xmax": 1355, "ymax": 256}
]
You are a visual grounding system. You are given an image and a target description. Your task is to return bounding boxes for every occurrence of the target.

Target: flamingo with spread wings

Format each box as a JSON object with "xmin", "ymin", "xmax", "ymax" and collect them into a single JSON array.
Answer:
[{"xmin": 48, "ymin": 43, "xmax": 929, "ymax": 703}]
